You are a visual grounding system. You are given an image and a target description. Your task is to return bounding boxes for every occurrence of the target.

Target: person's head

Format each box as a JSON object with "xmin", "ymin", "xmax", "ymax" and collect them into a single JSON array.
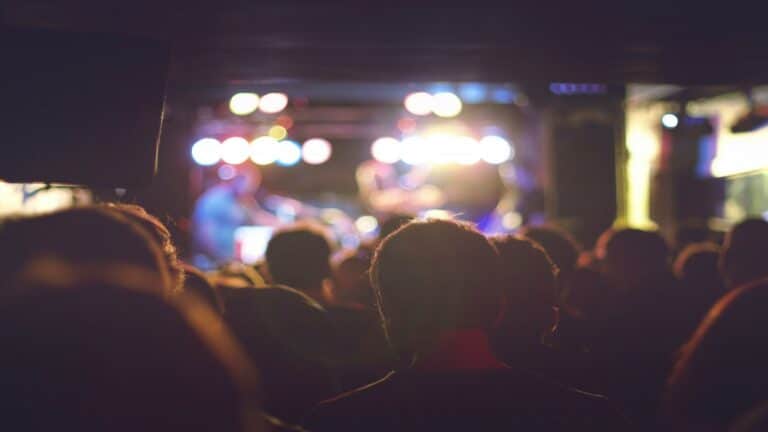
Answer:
[
  {"xmin": 331, "ymin": 249, "xmax": 373, "ymax": 308},
  {"xmin": 0, "ymin": 263, "xmax": 262, "ymax": 432},
  {"xmin": 0, "ymin": 206, "xmax": 171, "ymax": 293},
  {"xmin": 489, "ymin": 235, "xmax": 558, "ymax": 337},
  {"xmin": 181, "ymin": 262, "xmax": 223, "ymax": 314},
  {"xmin": 378, "ymin": 213, "xmax": 414, "ymax": 241},
  {"xmin": 370, "ymin": 219, "xmax": 502, "ymax": 362},
  {"xmin": 665, "ymin": 280, "xmax": 768, "ymax": 431},
  {"xmin": 230, "ymin": 167, "xmax": 262, "ymax": 198},
  {"xmin": 265, "ymin": 223, "xmax": 333, "ymax": 293},
  {"xmin": 720, "ymin": 219, "xmax": 768, "ymax": 289},
  {"xmin": 599, "ymin": 228, "xmax": 670, "ymax": 288},
  {"xmin": 674, "ymin": 242, "xmax": 722, "ymax": 289},
  {"xmin": 105, "ymin": 203, "xmax": 184, "ymax": 291},
  {"xmin": 518, "ymin": 225, "xmax": 580, "ymax": 274}
]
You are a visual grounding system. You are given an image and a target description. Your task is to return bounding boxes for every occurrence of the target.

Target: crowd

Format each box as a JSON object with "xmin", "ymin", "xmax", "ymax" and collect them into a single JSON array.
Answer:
[{"xmin": 2, "ymin": 202, "xmax": 768, "ymax": 431}]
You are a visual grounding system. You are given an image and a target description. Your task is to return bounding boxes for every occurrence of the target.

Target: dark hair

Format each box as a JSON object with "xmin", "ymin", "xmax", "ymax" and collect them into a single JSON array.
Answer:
[
  {"xmin": 519, "ymin": 225, "xmax": 580, "ymax": 274},
  {"xmin": 720, "ymin": 219, "xmax": 768, "ymax": 289},
  {"xmin": 181, "ymin": 262, "xmax": 223, "ymax": 314},
  {"xmin": 371, "ymin": 219, "xmax": 501, "ymax": 362},
  {"xmin": 0, "ymin": 269, "xmax": 261, "ymax": 431},
  {"xmin": 378, "ymin": 214, "xmax": 414, "ymax": 241},
  {"xmin": 665, "ymin": 280, "xmax": 768, "ymax": 430},
  {"xmin": 0, "ymin": 206, "xmax": 170, "ymax": 292},
  {"xmin": 265, "ymin": 223, "xmax": 332, "ymax": 291},
  {"xmin": 105, "ymin": 203, "xmax": 184, "ymax": 291},
  {"xmin": 600, "ymin": 228, "xmax": 669, "ymax": 286}
]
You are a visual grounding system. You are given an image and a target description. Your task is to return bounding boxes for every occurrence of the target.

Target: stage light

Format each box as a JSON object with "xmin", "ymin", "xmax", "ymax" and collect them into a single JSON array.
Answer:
[
  {"xmin": 302, "ymin": 138, "xmax": 332, "ymax": 165},
  {"xmin": 191, "ymin": 138, "xmax": 221, "ymax": 166},
  {"xmin": 371, "ymin": 137, "xmax": 401, "ymax": 164},
  {"xmin": 404, "ymin": 92, "xmax": 434, "ymax": 116},
  {"xmin": 400, "ymin": 136, "xmax": 431, "ymax": 165},
  {"xmin": 355, "ymin": 215, "xmax": 378, "ymax": 234},
  {"xmin": 276, "ymin": 140, "xmax": 302, "ymax": 166},
  {"xmin": 259, "ymin": 92, "xmax": 289, "ymax": 114},
  {"xmin": 250, "ymin": 136, "xmax": 280, "ymax": 165},
  {"xmin": 268, "ymin": 125, "xmax": 288, "ymax": 140},
  {"xmin": 432, "ymin": 92, "xmax": 463, "ymax": 118},
  {"xmin": 422, "ymin": 209, "xmax": 454, "ymax": 220},
  {"xmin": 229, "ymin": 92, "xmax": 260, "ymax": 116},
  {"xmin": 502, "ymin": 212, "xmax": 523, "ymax": 230},
  {"xmin": 217, "ymin": 164, "xmax": 236, "ymax": 181},
  {"xmin": 480, "ymin": 135, "xmax": 513, "ymax": 164},
  {"xmin": 662, "ymin": 113, "xmax": 679, "ymax": 129},
  {"xmin": 220, "ymin": 137, "xmax": 250, "ymax": 165},
  {"xmin": 453, "ymin": 136, "xmax": 482, "ymax": 165}
]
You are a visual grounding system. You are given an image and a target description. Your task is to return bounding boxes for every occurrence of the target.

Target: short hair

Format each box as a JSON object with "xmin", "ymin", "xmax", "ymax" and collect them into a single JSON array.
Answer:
[
  {"xmin": 490, "ymin": 235, "xmax": 558, "ymax": 312},
  {"xmin": 601, "ymin": 228, "xmax": 669, "ymax": 284},
  {"xmin": 665, "ymin": 280, "xmax": 768, "ymax": 429},
  {"xmin": 105, "ymin": 203, "xmax": 184, "ymax": 291},
  {"xmin": 371, "ymin": 219, "xmax": 502, "ymax": 361},
  {"xmin": 378, "ymin": 214, "xmax": 414, "ymax": 241},
  {"xmin": 674, "ymin": 242, "xmax": 720, "ymax": 282},
  {"xmin": 265, "ymin": 223, "xmax": 332, "ymax": 291},
  {"xmin": 720, "ymin": 219, "xmax": 768, "ymax": 289},
  {"xmin": 0, "ymin": 206, "xmax": 170, "ymax": 292},
  {"xmin": 519, "ymin": 226, "xmax": 580, "ymax": 274}
]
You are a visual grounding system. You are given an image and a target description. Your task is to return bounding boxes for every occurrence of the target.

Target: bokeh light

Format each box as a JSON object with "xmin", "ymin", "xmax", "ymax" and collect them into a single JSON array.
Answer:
[
  {"xmin": 250, "ymin": 136, "xmax": 280, "ymax": 165},
  {"xmin": 404, "ymin": 92, "xmax": 434, "ymax": 116},
  {"xmin": 662, "ymin": 113, "xmax": 679, "ymax": 128},
  {"xmin": 422, "ymin": 209, "xmax": 454, "ymax": 220},
  {"xmin": 355, "ymin": 215, "xmax": 378, "ymax": 234},
  {"xmin": 502, "ymin": 211, "xmax": 523, "ymax": 230},
  {"xmin": 217, "ymin": 164, "xmax": 236, "ymax": 181},
  {"xmin": 276, "ymin": 115, "xmax": 294, "ymax": 129},
  {"xmin": 302, "ymin": 138, "xmax": 332, "ymax": 165},
  {"xmin": 229, "ymin": 92, "xmax": 260, "ymax": 116},
  {"xmin": 432, "ymin": 92, "xmax": 463, "ymax": 118},
  {"xmin": 397, "ymin": 117, "xmax": 417, "ymax": 133},
  {"xmin": 220, "ymin": 137, "xmax": 251, "ymax": 165},
  {"xmin": 259, "ymin": 92, "xmax": 289, "ymax": 114},
  {"xmin": 480, "ymin": 135, "xmax": 513, "ymax": 164},
  {"xmin": 276, "ymin": 140, "xmax": 302, "ymax": 166},
  {"xmin": 400, "ymin": 136, "xmax": 431, "ymax": 165},
  {"xmin": 453, "ymin": 136, "xmax": 482, "ymax": 165},
  {"xmin": 371, "ymin": 137, "xmax": 401, "ymax": 164},
  {"xmin": 268, "ymin": 125, "xmax": 288, "ymax": 140},
  {"xmin": 191, "ymin": 138, "xmax": 221, "ymax": 166}
]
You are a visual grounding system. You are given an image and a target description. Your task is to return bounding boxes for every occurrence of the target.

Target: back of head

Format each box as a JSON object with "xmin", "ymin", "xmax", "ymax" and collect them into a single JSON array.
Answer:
[
  {"xmin": 371, "ymin": 219, "xmax": 502, "ymax": 361},
  {"xmin": 265, "ymin": 223, "xmax": 332, "ymax": 292},
  {"xmin": 0, "ymin": 265, "xmax": 261, "ymax": 432},
  {"xmin": 720, "ymin": 219, "xmax": 768, "ymax": 289},
  {"xmin": 331, "ymin": 249, "xmax": 373, "ymax": 307},
  {"xmin": 665, "ymin": 280, "xmax": 768, "ymax": 430},
  {"xmin": 674, "ymin": 242, "xmax": 722, "ymax": 291},
  {"xmin": 601, "ymin": 228, "xmax": 670, "ymax": 288},
  {"xmin": 519, "ymin": 225, "xmax": 580, "ymax": 274},
  {"xmin": 378, "ymin": 213, "xmax": 414, "ymax": 241},
  {"xmin": 0, "ymin": 206, "xmax": 170, "ymax": 292}
]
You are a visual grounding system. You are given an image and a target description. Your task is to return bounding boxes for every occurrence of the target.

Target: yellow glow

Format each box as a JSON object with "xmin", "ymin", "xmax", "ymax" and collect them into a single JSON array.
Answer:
[
  {"xmin": 355, "ymin": 215, "xmax": 378, "ymax": 234},
  {"xmin": 404, "ymin": 92, "xmax": 434, "ymax": 116},
  {"xmin": 220, "ymin": 137, "xmax": 251, "ymax": 165},
  {"xmin": 502, "ymin": 212, "xmax": 523, "ymax": 230},
  {"xmin": 229, "ymin": 92, "xmax": 260, "ymax": 116},
  {"xmin": 259, "ymin": 92, "xmax": 289, "ymax": 114},
  {"xmin": 624, "ymin": 97, "xmax": 663, "ymax": 229},
  {"xmin": 422, "ymin": 209, "xmax": 454, "ymax": 220},
  {"xmin": 268, "ymin": 125, "xmax": 288, "ymax": 140},
  {"xmin": 249, "ymin": 136, "xmax": 279, "ymax": 165},
  {"xmin": 480, "ymin": 135, "xmax": 513, "ymax": 164},
  {"xmin": 371, "ymin": 137, "xmax": 401, "ymax": 164},
  {"xmin": 432, "ymin": 92, "xmax": 463, "ymax": 118}
]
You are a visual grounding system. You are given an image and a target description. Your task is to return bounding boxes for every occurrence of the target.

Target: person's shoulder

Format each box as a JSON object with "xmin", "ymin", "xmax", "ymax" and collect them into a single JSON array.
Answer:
[{"xmin": 303, "ymin": 372, "xmax": 396, "ymax": 429}]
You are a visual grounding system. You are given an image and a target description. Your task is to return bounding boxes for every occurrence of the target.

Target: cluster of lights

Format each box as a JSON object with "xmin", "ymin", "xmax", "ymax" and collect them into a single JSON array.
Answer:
[
  {"xmin": 370, "ymin": 135, "xmax": 513, "ymax": 165},
  {"xmin": 549, "ymin": 83, "xmax": 607, "ymax": 95},
  {"xmin": 229, "ymin": 92, "xmax": 289, "ymax": 116},
  {"xmin": 191, "ymin": 136, "xmax": 332, "ymax": 167},
  {"xmin": 404, "ymin": 91, "xmax": 463, "ymax": 118}
]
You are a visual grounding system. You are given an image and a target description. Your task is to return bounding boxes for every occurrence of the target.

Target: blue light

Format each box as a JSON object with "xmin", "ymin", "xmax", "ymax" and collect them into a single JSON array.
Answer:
[
  {"xmin": 549, "ymin": 83, "xmax": 607, "ymax": 95},
  {"xmin": 491, "ymin": 87, "xmax": 516, "ymax": 104},
  {"xmin": 276, "ymin": 140, "xmax": 302, "ymax": 166},
  {"xmin": 458, "ymin": 83, "xmax": 487, "ymax": 104}
]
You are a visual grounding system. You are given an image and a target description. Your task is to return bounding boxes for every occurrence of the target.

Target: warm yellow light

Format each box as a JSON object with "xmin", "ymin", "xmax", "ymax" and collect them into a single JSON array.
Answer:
[
  {"xmin": 250, "ymin": 136, "xmax": 279, "ymax": 165},
  {"xmin": 404, "ymin": 92, "xmax": 434, "ymax": 116},
  {"xmin": 355, "ymin": 215, "xmax": 378, "ymax": 234},
  {"xmin": 371, "ymin": 137, "xmax": 401, "ymax": 164},
  {"xmin": 432, "ymin": 92, "xmax": 463, "ymax": 118},
  {"xmin": 502, "ymin": 212, "xmax": 523, "ymax": 230},
  {"xmin": 229, "ymin": 93, "xmax": 260, "ymax": 116},
  {"xmin": 259, "ymin": 92, "xmax": 289, "ymax": 114},
  {"xmin": 268, "ymin": 125, "xmax": 288, "ymax": 140},
  {"xmin": 220, "ymin": 137, "xmax": 250, "ymax": 165},
  {"xmin": 422, "ymin": 209, "xmax": 454, "ymax": 220}
]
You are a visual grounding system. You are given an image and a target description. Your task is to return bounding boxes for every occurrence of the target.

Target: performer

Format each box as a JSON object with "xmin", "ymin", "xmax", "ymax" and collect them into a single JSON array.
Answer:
[{"xmin": 192, "ymin": 168, "xmax": 279, "ymax": 268}]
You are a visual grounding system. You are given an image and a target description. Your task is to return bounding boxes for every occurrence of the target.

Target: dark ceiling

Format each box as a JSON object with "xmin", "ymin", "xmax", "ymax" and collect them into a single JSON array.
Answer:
[{"xmin": 5, "ymin": 1, "xmax": 768, "ymax": 88}]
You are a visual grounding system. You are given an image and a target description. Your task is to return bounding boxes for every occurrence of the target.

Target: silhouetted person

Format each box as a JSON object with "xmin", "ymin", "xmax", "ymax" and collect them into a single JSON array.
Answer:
[
  {"xmin": 0, "ymin": 206, "xmax": 171, "ymax": 292},
  {"xmin": 664, "ymin": 280, "xmax": 768, "ymax": 431},
  {"xmin": 674, "ymin": 242, "xmax": 724, "ymax": 332},
  {"xmin": 305, "ymin": 219, "xmax": 628, "ymax": 432},
  {"xmin": 265, "ymin": 223, "xmax": 333, "ymax": 305},
  {"xmin": 719, "ymin": 218, "xmax": 768, "ymax": 290},
  {"xmin": 378, "ymin": 213, "xmax": 414, "ymax": 241},
  {"xmin": 519, "ymin": 225, "xmax": 581, "ymax": 276},
  {"xmin": 0, "ymin": 263, "xmax": 263, "ymax": 432},
  {"xmin": 220, "ymin": 285, "xmax": 342, "ymax": 422},
  {"xmin": 180, "ymin": 262, "xmax": 223, "ymax": 314}
]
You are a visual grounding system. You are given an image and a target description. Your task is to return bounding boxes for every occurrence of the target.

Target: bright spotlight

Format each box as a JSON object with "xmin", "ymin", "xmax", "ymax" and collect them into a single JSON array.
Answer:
[
  {"xmin": 400, "ymin": 136, "xmax": 431, "ymax": 165},
  {"xmin": 276, "ymin": 140, "xmax": 302, "ymax": 166},
  {"xmin": 191, "ymin": 138, "xmax": 221, "ymax": 166},
  {"xmin": 404, "ymin": 92, "xmax": 434, "ymax": 116},
  {"xmin": 453, "ymin": 136, "xmax": 482, "ymax": 165},
  {"xmin": 371, "ymin": 137, "xmax": 401, "ymax": 164},
  {"xmin": 220, "ymin": 137, "xmax": 251, "ymax": 165},
  {"xmin": 502, "ymin": 212, "xmax": 523, "ymax": 230},
  {"xmin": 480, "ymin": 135, "xmax": 513, "ymax": 164},
  {"xmin": 250, "ymin": 136, "xmax": 280, "ymax": 165},
  {"xmin": 259, "ymin": 92, "xmax": 289, "ymax": 114},
  {"xmin": 422, "ymin": 209, "xmax": 454, "ymax": 220},
  {"xmin": 229, "ymin": 92, "xmax": 260, "ymax": 116},
  {"xmin": 268, "ymin": 125, "xmax": 288, "ymax": 140},
  {"xmin": 355, "ymin": 215, "xmax": 379, "ymax": 234},
  {"xmin": 432, "ymin": 92, "xmax": 463, "ymax": 118},
  {"xmin": 662, "ymin": 113, "xmax": 679, "ymax": 129},
  {"xmin": 302, "ymin": 138, "xmax": 332, "ymax": 165}
]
